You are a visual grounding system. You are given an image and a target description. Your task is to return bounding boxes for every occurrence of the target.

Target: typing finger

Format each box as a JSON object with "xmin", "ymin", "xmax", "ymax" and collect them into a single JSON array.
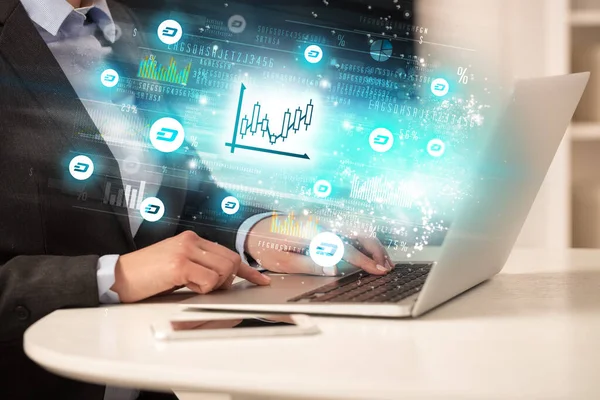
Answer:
[
  {"xmin": 343, "ymin": 244, "xmax": 389, "ymax": 275},
  {"xmin": 355, "ymin": 237, "xmax": 393, "ymax": 270}
]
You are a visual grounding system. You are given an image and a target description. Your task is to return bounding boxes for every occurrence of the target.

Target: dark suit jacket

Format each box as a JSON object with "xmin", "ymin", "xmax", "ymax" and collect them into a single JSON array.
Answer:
[{"xmin": 0, "ymin": 1, "xmax": 255, "ymax": 398}]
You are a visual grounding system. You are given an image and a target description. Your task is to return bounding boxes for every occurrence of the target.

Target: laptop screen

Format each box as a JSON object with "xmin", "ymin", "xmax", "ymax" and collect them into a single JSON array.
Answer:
[{"xmin": 59, "ymin": 0, "xmax": 493, "ymax": 267}]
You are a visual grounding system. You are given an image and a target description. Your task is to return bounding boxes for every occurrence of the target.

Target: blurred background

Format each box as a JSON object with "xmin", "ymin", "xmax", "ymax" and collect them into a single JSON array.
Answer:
[{"xmin": 417, "ymin": 0, "xmax": 600, "ymax": 249}]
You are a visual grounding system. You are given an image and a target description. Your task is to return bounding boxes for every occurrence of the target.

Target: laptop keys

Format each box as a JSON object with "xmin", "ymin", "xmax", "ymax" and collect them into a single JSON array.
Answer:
[{"xmin": 288, "ymin": 263, "xmax": 431, "ymax": 303}]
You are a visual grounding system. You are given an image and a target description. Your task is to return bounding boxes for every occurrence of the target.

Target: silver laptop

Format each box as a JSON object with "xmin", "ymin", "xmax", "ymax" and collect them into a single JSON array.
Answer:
[{"xmin": 182, "ymin": 72, "xmax": 589, "ymax": 318}]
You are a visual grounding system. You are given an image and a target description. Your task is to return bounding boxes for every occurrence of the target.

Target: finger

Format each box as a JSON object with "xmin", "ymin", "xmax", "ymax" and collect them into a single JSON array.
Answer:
[
  {"xmin": 183, "ymin": 261, "xmax": 220, "ymax": 294},
  {"xmin": 196, "ymin": 236, "xmax": 242, "ymax": 264},
  {"xmin": 186, "ymin": 246, "xmax": 238, "ymax": 288},
  {"xmin": 236, "ymin": 263, "xmax": 272, "ymax": 286},
  {"xmin": 174, "ymin": 231, "xmax": 238, "ymax": 288},
  {"xmin": 218, "ymin": 274, "xmax": 236, "ymax": 290},
  {"xmin": 343, "ymin": 244, "xmax": 389, "ymax": 275},
  {"xmin": 355, "ymin": 237, "xmax": 393, "ymax": 270}
]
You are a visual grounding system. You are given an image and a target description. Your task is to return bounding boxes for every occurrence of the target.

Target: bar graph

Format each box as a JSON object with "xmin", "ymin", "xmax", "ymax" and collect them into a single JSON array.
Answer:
[
  {"xmin": 137, "ymin": 55, "xmax": 191, "ymax": 86},
  {"xmin": 350, "ymin": 176, "xmax": 413, "ymax": 208},
  {"xmin": 270, "ymin": 211, "xmax": 319, "ymax": 239},
  {"xmin": 103, "ymin": 180, "xmax": 146, "ymax": 209}
]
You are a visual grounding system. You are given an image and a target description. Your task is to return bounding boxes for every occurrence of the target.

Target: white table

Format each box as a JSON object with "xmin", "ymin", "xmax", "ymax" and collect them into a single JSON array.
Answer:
[{"xmin": 24, "ymin": 249, "xmax": 600, "ymax": 400}]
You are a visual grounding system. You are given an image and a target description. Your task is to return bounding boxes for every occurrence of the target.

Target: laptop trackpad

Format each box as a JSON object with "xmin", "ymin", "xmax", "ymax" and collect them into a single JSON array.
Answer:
[{"xmin": 184, "ymin": 274, "xmax": 343, "ymax": 305}]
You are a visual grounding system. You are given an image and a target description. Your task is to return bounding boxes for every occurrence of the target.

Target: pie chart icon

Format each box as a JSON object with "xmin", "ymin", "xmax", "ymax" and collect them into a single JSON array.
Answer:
[{"xmin": 370, "ymin": 39, "xmax": 393, "ymax": 62}]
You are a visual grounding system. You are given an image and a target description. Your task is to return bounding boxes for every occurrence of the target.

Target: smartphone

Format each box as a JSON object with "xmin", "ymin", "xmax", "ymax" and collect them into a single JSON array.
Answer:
[{"xmin": 151, "ymin": 313, "xmax": 319, "ymax": 340}]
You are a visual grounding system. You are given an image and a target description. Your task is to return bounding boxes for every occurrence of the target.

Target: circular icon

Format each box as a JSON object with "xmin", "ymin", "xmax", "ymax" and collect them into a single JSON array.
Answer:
[
  {"xmin": 100, "ymin": 69, "xmax": 119, "ymax": 88},
  {"xmin": 140, "ymin": 197, "xmax": 165, "ymax": 222},
  {"xmin": 369, "ymin": 128, "xmax": 394, "ymax": 153},
  {"xmin": 122, "ymin": 156, "xmax": 141, "ymax": 175},
  {"xmin": 309, "ymin": 232, "xmax": 345, "ymax": 267},
  {"xmin": 370, "ymin": 39, "xmax": 393, "ymax": 62},
  {"xmin": 221, "ymin": 196, "xmax": 240, "ymax": 215},
  {"xmin": 431, "ymin": 78, "xmax": 450, "ymax": 97},
  {"xmin": 157, "ymin": 19, "xmax": 183, "ymax": 45},
  {"xmin": 304, "ymin": 45, "xmax": 323, "ymax": 64},
  {"xmin": 69, "ymin": 155, "xmax": 94, "ymax": 181},
  {"xmin": 149, "ymin": 117, "xmax": 185, "ymax": 153},
  {"xmin": 427, "ymin": 139, "xmax": 446, "ymax": 157},
  {"xmin": 313, "ymin": 180, "xmax": 332, "ymax": 198},
  {"xmin": 227, "ymin": 15, "xmax": 247, "ymax": 34}
]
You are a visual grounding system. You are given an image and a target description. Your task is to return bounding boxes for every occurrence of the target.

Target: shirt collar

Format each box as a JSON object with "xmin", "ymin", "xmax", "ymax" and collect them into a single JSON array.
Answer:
[
  {"xmin": 88, "ymin": 0, "xmax": 117, "ymax": 42},
  {"xmin": 20, "ymin": 0, "xmax": 117, "ymax": 43}
]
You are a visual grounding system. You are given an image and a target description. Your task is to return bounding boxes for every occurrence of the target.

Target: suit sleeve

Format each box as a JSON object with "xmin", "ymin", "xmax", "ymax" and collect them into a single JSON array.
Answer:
[
  {"xmin": 164, "ymin": 150, "xmax": 269, "ymax": 251},
  {"xmin": 0, "ymin": 255, "xmax": 100, "ymax": 342},
  {"xmin": 235, "ymin": 211, "xmax": 274, "ymax": 268},
  {"xmin": 179, "ymin": 178, "xmax": 271, "ymax": 251}
]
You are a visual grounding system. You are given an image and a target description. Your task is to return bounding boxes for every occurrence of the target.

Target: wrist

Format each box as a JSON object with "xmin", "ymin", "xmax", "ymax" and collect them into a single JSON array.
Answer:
[
  {"xmin": 97, "ymin": 255, "xmax": 121, "ymax": 304},
  {"xmin": 244, "ymin": 217, "xmax": 271, "ymax": 257},
  {"xmin": 110, "ymin": 254, "xmax": 137, "ymax": 303}
]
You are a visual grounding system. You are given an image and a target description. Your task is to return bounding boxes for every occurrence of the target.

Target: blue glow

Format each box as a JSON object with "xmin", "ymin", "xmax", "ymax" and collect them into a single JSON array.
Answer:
[
  {"xmin": 430, "ymin": 78, "xmax": 450, "ymax": 97},
  {"xmin": 69, "ymin": 155, "xmax": 94, "ymax": 181},
  {"xmin": 427, "ymin": 139, "xmax": 446, "ymax": 157},
  {"xmin": 313, "ymin": 180, "xmax": 332, "ymax": 198},
  {"xmin": 304, "ymin": 45, "xmax": 324, "ymax": 64},
  {"xmin": 149, "ymin": 117, "xmax": 185, "ymax": 153},
  {"xmin": 100, "ymin": 69, "xmax": 119, "ymax": 88},
  {"xmin": 221, "ymin": 196, "xmax": 241, "ymax": 215}
]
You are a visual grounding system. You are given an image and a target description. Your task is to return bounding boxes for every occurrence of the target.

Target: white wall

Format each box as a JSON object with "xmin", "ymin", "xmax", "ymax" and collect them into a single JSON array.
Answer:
[{"xmin": 417, "ymin": 0, "xmax": 570, "ymax": 248}]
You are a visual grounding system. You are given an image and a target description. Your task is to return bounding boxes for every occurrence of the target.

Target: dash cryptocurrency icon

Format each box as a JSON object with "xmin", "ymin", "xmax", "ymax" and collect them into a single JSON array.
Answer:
[
  {"xmin": 157, "ymin": 20, "xmax": 183, "ymax": 45},
  {"xmin": 221, "ymin": 196, "xmax": 240, "ymax": 215},
  {"xmin": 100, "ymin": 69, "xmax": 119, "ymax": 88},
  {"xmin": 139, "ymin": 197, "xmax": 165, "ymax": 222},
  {"xmin": 69, "ymin": 155, "xmax": 94, "ymax": 181},
  {"xmin": 304, "ymin": 45, "xmax": 323, "ymax": 64},
  {"xmin": 149, "ymin": 117, "xmax": 185, "ymax": 153}
]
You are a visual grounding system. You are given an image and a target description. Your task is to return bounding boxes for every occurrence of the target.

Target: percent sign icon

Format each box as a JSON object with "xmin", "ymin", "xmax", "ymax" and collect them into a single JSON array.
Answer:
[
  {"xmin": 337, "ymin": 34, "xmax": 346, "ymax": 47},
  {"xmin": 457, "ymin": 67, "xmax": 469, "ymax": 84}
]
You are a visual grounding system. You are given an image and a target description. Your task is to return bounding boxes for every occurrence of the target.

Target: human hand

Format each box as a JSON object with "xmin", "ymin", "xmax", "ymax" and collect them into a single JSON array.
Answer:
[
  {"xmin": 245, "ymin": 215, "xmax": 394, "ymax": 276},
  {"xmin": 111, "ymin": 231, "xmax": 271, "ymax": 303}
]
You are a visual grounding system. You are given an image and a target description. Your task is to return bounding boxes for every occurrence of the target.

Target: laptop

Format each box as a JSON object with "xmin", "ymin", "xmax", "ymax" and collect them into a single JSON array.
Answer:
[{"xmin": 182, "ymin": 72, "xmax": 589, "ymax": 318}]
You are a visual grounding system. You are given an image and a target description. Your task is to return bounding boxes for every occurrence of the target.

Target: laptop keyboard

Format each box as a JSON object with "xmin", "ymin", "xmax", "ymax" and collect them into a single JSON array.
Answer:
[{"xmin": 287, "ymin": 263, "xmax": 432, "ymax": 303}]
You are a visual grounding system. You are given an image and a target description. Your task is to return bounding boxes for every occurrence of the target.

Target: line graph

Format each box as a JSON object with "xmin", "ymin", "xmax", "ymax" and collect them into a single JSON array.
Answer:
[{"xmin": 225, "ymin": 83, "xmax": 312, "ymax": 159}]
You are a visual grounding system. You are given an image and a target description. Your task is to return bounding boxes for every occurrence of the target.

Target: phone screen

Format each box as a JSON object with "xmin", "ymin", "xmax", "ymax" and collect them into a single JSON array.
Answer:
[{"xmin": 170, "ymin": 315, "xmax": 298, "ymax": 331}]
